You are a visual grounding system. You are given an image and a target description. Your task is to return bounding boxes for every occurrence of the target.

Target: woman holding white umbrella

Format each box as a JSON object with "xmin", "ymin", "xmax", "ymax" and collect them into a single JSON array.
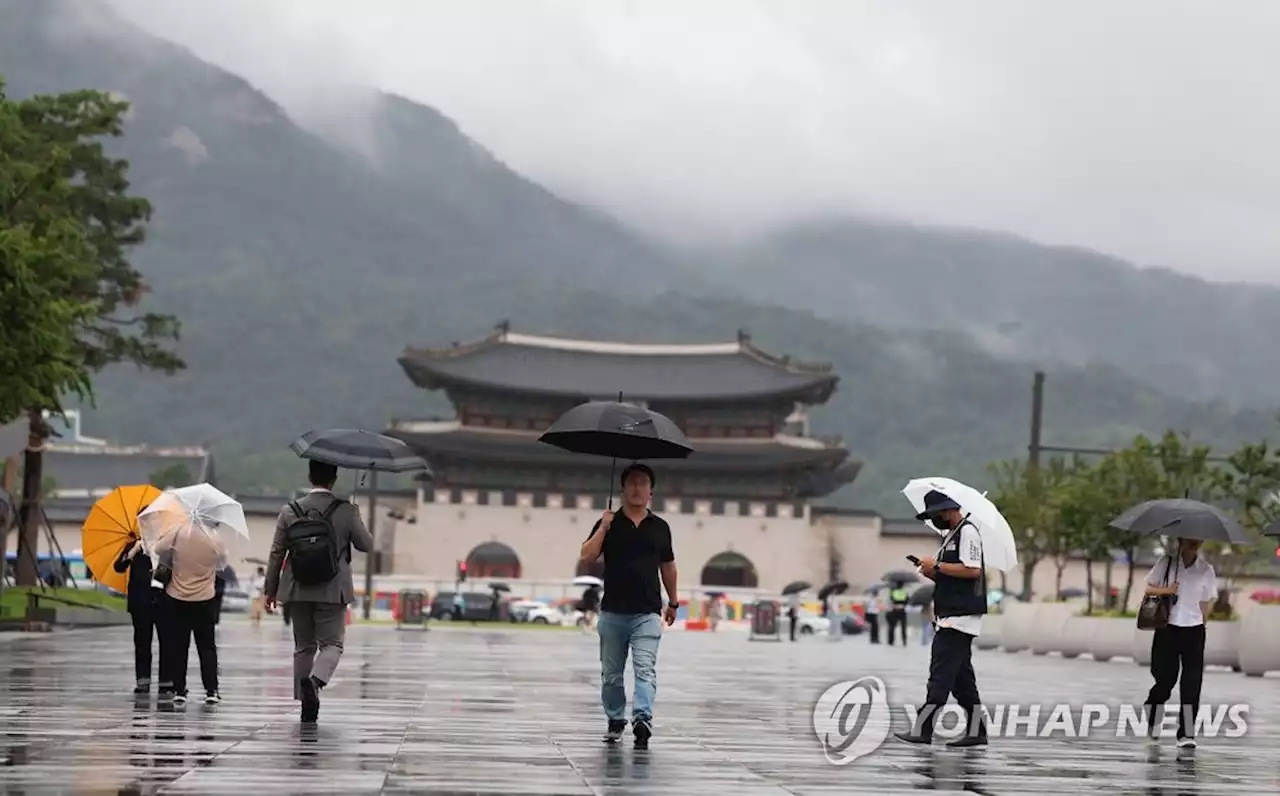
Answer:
[
  {"xmin": 141, "ymin": 484, "xmax": 250, "ymax": 706},
  {"xmin": 893, "ymin": 479, "xmax": 1019, "ymax": 748}
]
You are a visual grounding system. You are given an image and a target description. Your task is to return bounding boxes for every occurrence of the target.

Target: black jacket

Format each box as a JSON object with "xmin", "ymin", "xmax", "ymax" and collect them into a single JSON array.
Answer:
[{"xmin": 114, "ymin": 539, "xmax": 160, "ymax": 615}]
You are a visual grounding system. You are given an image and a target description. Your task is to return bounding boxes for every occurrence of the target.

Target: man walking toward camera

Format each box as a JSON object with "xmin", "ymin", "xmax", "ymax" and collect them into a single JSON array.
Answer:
[
  {"xmin": 579, "ymin": 463, "xmax": 679, "ymax": 749},
  {"xmin": 264, "ymin": 460, "xmax": 373, "ymax": 724}
]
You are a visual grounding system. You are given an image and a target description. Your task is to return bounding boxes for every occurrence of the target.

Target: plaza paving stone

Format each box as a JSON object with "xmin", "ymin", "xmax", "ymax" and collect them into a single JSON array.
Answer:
[{"xmin": 1, "ymin": 620, "xmax": 1278, "ymax": 794}]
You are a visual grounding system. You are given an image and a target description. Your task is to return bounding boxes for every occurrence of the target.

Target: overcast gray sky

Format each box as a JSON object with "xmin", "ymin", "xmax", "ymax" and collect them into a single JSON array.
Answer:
[{"xmin": 109, "ymin": 0, "xmax": 1280, "ymax": 284}]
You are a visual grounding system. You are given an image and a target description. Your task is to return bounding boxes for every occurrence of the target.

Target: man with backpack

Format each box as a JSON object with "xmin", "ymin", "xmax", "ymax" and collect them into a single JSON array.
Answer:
[{"xmin": 264, "ymin": 461, "xmax": 373, "ymax": 724}]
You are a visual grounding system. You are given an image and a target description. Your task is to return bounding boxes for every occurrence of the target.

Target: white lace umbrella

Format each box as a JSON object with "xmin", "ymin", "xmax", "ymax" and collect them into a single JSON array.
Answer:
[
  {"xmin": 138, "ymin": 483, "xmax": 249, "ymax": 557},
  {"xmin": 902, "ymin": 477, "xmax": 1019, "ymax": 573}
]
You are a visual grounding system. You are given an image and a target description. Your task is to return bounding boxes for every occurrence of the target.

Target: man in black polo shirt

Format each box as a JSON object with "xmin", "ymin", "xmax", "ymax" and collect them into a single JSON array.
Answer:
[
  {"xmin": 579, "ymin": 463, "xmax": 679, "ymax": 749},
  {"xmin": 894, "ymin": 490, "xmax": 989, "ymax": 747}
]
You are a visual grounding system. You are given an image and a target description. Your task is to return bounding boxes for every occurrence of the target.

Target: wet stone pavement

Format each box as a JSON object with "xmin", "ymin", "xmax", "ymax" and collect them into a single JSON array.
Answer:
[{"xmin": 1, "ymin": 621, "xmax": 1279, "ymax": 795}]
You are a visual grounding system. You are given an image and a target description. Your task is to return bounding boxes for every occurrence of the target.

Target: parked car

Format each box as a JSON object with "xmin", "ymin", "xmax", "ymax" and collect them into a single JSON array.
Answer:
[
  {"xmin": 794, "ymin": 610, "xmax": 830, "ymax": 635},
  {"xmin": 508, "ymin": 600, "xmax": 566, "ymax": 624},
  {"xmin": 429, "ymin": 591, "xmax": 498, "ymax": 621},
  {"xmin": 839, "ymin": 612, "xmax": 868, "ymax": 635},
  {"xmin": 221, "ymin": 588, "xmax": 250, "ymax": 614}
]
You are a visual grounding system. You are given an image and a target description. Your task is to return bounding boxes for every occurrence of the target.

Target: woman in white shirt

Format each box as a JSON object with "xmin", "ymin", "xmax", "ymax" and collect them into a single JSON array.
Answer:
[{"xmin": 1142, "ymin": 537, "xmax": 1216, "ymax": 749}]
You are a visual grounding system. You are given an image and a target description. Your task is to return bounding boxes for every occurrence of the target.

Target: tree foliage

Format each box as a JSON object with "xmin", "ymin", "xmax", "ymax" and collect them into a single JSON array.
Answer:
[
  {"xmin": 0, "ymin": 75, "xmax": 182, "ymax": 423},
  {"xmin": 987, "ymin": 430, "xmax": 1280, "ymax": 613}
]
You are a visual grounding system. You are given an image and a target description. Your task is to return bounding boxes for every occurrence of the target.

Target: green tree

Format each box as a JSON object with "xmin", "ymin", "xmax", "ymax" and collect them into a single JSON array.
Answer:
[
  {"xmin": 1, "ymin": 77, "xmax": 183, "ymax": 585},
  {"xmin": 148, "ymin": 463, "xmax": 193, "ymax": 490},
  {"xmin": 988, "ymin": 458, "xmax": 1050, "ymax": 601}
]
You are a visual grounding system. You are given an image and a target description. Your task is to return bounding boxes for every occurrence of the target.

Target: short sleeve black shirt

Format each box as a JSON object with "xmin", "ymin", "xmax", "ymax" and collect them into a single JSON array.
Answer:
[{"xmin": 587, "ymin": 510, "xmax": 674, "ymax": 615}]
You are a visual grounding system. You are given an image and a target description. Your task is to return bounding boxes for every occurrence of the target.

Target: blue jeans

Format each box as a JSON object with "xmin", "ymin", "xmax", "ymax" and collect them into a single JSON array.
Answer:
[{"xmin": 598, "ymin": 611, "xmax": 662, "ymax": 722}]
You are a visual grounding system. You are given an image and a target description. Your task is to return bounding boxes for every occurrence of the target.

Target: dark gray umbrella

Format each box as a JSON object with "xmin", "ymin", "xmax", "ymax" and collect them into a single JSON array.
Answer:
[
  {"xmin": 1109, "ymin": 499, "xmax": 1250, "ymax": 544},
  {"xmin": 1059, "ymin": 588, "xmax": 1088, "ymax": 599},
  {"xmin": 539, "ymin": 396, "xmax": 693, "ymax": 508},
  {"xmin": 781, "ymin": 580, "xmax": 812, "ymax": 596},
  {"xmin": 290, "ymin": 428, "xmax": 433, "ymax": 475},
  {"xmin": 489, "ymin": 583, "xmax": 511, "ymax": 592},
  {"xmin": 817, "ymin": 581, "xmax": 848, "ymax": 600},
  {"xmin": 883, "ymin": 570, "xmax": 919, "ymax": 585},
  {"xmin": 538, "ymin": 399, "xmax": 693, "ymax": 461},
  {"xmin": 1263, "ymin": 519, "xmax": 1280, "ymax": 537},
  {"xmin": 908, "ymin": 584, "xmax": 935, "ymax": 606}
]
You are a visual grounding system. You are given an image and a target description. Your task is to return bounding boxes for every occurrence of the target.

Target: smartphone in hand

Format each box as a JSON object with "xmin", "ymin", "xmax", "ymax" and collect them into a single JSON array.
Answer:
[{"xmin": 906, "ymin": 555, "xmax": 921, "ymax": 565}]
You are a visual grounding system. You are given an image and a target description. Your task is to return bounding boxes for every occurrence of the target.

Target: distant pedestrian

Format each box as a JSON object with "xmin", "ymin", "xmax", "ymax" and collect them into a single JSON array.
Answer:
[
  {"xmin": 581, "ymin": 585, "xmax": 600, "ymax": 633},
  {"xmin": 264, "ymin": 460, "xmax": 373, "ymax": 724},
  {"xmin": 865, "ymin": 590, "xmax": 882, "ymax": 644},
  {"xmin": 113, "ymin": 536, "xmax": 163, "ymax": 694},
  {"xmin": 887, "ymin": 582, "xmax": 909, "ymax": 645},
  {"xmin": 578, "ymin": 463, "xmax": 678, "ymax": 749},
  {"xmin": 787, "ymin": 592, "xmax": 801, "ymax": 641},
  {"xmin": 249, "ymin": 566, "xmax": 266, "ymax": 625}
]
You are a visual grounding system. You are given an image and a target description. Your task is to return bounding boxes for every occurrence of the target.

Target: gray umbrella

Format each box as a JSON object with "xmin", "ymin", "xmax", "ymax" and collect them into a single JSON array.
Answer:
[
  {"xmin": 290, "ymin": 428, "xmax": 433, "ymax": 475},
  {"xmin": 1263, "ymin": 519, "xmax": 1280, "ymax": 538},
  {"xmin": 1109, "ymin": 499, "xmax": 1250, "ymax": 544},
  {"xmin": 908, "ymin": 584, "xmax": 934, "ymax": 606}
]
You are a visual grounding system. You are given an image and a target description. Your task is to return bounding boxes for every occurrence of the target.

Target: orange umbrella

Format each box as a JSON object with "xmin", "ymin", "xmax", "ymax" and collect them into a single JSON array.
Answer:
[{"xmin": 81, "ymin": 484, "xmax": 162, "ymax": 594}]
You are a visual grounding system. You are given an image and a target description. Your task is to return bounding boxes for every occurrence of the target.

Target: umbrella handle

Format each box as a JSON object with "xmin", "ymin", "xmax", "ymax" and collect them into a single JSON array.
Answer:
[{"xmin": 607, "ymin": 455, "xmax": 617, "ymax": 511}]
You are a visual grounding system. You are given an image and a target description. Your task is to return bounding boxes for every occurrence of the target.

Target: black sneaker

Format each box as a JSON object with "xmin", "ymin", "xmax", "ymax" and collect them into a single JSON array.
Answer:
[
  {"xmin": 633, "ymin": 717, "xmax": 653, "ymax": 749},
  {"xmin": 299, "ymin": 677, "xmax": 320, "ymax": 723},
  {"xmin": 602, "ymin": 720, "xmax": 626, "ymax": 744},
  {"xmin": 133, "ymin": 683, "xmax": 150, "ymax": 695},
  {"xmin": 893, "ymin": 731, "xmax": 931, "ymax": 745}
]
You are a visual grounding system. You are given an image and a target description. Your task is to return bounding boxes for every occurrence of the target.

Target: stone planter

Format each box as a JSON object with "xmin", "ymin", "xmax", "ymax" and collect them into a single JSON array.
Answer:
[
  {"xmin": 1057, "ymin": 616, "xmax": 1100, "ymax": 659},
  {"xmin": 975, "ymin": 614, "xmax": 1002, "ymax": 650},
  {"xmin": 1088, "ymin": 617, "xmax": 1139, "ymax": 662},
  {"xmin": 1239, "ymin": 604, "xmax": 1280, "ymax": 677},
  {"xmin": 999, "ymin": 602, "xmax": 1038, "ymax": 653},
  {"xmin": 1203, "ymin": 620, "xmax": 1241, "ymax": 669},
  {"xmin": 1029, "ymin": 603, "xmax": 1081, "ymax": 655},
  {"xmin": 1132, "ymin": 627, "xmax": 1155, "ymax": 667}
]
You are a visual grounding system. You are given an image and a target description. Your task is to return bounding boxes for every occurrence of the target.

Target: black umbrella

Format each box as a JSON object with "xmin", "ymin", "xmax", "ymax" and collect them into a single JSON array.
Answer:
[
  {"xmin": 539, "ymin": 395, "xmax": 693, "ymax": 507},
  {"xmin": 489, "ymin": 583, "xmax": 511, "ymax": 592},
  {"xmin": 817, "ymin": 581, "xmax": 849, "ymax": 600},
  {"xmin": 781, "ymin": 580, "xmax": 812, "ymax": 596},
  {"xmin": 1263, "ymin": 519, "xmax": 1280, "ymax": 537},
  {"xmin": 908, "ymin": 584, "xmax": 935, "ymax": 606},
  {"xmin": 1109, "ymin": 499, "xmax": 1250, "ymax": 544},
  {"xmin": 705, "ymin": 591, "xmax": 726, "ymax": 598},
  {"xmin": 883, "ymin": 570, "xmax": 919, "ymax": 585},
  {"xmin": 291, "ymin": 428, "xmax": 433, "ymax": 475}
]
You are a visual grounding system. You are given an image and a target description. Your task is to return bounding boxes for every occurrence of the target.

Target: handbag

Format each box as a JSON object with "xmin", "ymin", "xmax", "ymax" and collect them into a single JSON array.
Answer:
[
  {"xmin": 1136, "ymin": 555, "xmax": 1178, "ymax": 630},
  {"xmin": 153, "ymin": 549, "xmax": 174, "ymax": 586}
]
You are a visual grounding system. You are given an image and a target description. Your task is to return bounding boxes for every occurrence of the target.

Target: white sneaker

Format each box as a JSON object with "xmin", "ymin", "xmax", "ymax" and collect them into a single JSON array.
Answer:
[
  {"xmin": 1177, "ymin": 737, "xmax": 1196, "ymax": 749},
  {"xmin": 173, "ymin": 694, "xmax": 188, "ymax": 706},
  {"xmin": 204, "ymin": 693, "xmax": 221, "ymax": 705}
]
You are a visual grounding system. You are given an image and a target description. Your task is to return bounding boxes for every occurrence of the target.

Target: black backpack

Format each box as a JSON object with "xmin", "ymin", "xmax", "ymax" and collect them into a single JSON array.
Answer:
[{"xmin": 284, "ymin": 498, "xmax": 348, "ymax": 586}]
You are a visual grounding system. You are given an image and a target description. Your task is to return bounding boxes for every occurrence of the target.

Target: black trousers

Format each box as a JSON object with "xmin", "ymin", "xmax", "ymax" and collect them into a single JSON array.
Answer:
[
  {"xmin": 886, "ymin": 609, "xmax": 908, "ymax": 645},
  {"xmin": 1145, "ymin": 624, "xmax": 1206, "ymax": 739},
  {"xmin": 915, "ymin": 627, "xmax": 984, "ymax": 740},
  {"xmin": 866, "ymin": 613, "xmax": 880, "ymax": 643},
  {"xmin": 788, "ymin": 610, "xmax": 798, "ymax": 641},
  {"xmin": 131, "ymin": 610, "xmax": 156, "ymax": 685},
  {"xmin": 158, "ymin": 595, "xmax": 219, "ymax": 696}
]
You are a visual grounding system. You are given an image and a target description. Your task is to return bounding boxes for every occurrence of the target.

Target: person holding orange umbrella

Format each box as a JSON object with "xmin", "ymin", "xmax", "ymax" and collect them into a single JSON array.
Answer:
[{"xmin": 81, "ymin": 484, "xmax": 162, "ymax": 695}]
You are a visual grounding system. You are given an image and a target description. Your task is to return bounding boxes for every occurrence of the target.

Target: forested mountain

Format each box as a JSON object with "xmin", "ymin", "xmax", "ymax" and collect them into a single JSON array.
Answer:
[{"xmin": 3, "ymin": 0, "xmax": 1275, "ymax": 511}]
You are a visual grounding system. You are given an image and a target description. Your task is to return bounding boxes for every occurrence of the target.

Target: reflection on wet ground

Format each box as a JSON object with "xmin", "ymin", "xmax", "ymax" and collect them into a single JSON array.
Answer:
[{"xmin": 1, "ymin": 621, "xmax": 1278, "ymax": 793}]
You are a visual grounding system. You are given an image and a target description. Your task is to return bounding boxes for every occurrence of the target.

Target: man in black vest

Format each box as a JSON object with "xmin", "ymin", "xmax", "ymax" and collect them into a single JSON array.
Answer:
[
  {"xmin": 895, "ymin": 490, "xmax": 988, "ymax": 747},
  {"xmin": 886, "ymin": 581, "xmax": 910, "ymax": 645}
]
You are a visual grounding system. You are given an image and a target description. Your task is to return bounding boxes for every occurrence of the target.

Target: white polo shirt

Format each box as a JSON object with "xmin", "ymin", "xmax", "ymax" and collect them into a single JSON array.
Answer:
[
  {"xmin": 1145, "ymin": 554, "xmax": 1216, "ymax": 627},
  {"xmin": 931, "ymin": 523, "xmax": 984, "ymax": 637}
]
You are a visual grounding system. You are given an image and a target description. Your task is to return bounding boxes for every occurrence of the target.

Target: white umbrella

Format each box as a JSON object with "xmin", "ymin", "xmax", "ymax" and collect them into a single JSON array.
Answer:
[
  {"xmin": 139, "ymin": 483, "xmax": 250, "ymax": 556},
  {"xmin": 902, "ymin": 477, "xmax": 1019, "ymax": 573},
  {"xmin": 572, "ymin": 575, "xmax": 604, "ymax": 588}
]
